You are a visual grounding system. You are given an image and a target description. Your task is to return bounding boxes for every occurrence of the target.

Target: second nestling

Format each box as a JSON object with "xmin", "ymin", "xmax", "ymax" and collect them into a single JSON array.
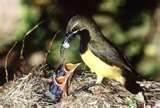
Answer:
[{"xmin": 45, "ymin": 63, "xmax": 80, "ymax": 103}]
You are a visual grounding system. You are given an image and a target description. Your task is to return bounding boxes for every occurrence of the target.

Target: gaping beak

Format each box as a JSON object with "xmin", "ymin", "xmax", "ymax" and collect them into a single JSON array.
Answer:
[{"xmin": 54, "ymin": 63, "xmax": 81, "ymax": 96}]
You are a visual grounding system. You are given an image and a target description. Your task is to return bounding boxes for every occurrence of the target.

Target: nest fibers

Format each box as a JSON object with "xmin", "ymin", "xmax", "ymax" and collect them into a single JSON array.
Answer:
[
  {"xmin": 0, "ymin": 64, "xmax": 160, "ymax": 108},
  {"xmin": 0, "ymin": 65, "xmax": 51, "ymax": 107}
]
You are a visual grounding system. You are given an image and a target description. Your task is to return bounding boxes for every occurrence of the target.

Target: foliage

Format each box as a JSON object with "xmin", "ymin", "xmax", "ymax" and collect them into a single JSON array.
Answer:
[{"xmin": 1, "ymin": 0, "xmax": 160, "ymax": 80}]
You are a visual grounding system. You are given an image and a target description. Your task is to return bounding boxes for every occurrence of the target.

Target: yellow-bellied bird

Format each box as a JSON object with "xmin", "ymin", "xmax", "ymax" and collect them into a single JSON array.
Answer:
[{"xmin": 62, "ymin": 15, "xmax": 143, "ymax": 94}]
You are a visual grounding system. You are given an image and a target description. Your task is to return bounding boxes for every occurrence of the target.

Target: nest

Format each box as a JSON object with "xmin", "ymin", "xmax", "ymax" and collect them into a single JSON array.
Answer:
[
  {"xmin": 0, "ymin": 65, "xmax": 50, "ymax": 107},
  {"xmin": 0, "ymin": 64, "xmax": 160, "ymax": 108}
]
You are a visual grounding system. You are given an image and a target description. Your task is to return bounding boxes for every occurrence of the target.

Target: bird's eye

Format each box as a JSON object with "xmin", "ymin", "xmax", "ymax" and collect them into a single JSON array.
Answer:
[{"xmin": 71, "ymin": 26, "xmax": 79, "ymax": 32}]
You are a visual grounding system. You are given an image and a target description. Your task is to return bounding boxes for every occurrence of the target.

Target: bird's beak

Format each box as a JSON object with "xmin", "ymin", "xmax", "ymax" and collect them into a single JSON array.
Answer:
[
  {"xmin": 64, "ymin": 63, "xmax": 81, "ymax": 73},
  {"xmin": 62, "ymin": 30, "xmax": 79, "ymax": 49},
  {"xmin": 54, "ymin": 63, "xmax": 81, "ymax": 96}
]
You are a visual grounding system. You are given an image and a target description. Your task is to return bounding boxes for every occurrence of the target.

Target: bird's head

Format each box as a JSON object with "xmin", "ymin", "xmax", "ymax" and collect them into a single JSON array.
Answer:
[{"xmin": 62, "ymin": 15, "xmax": 90, "ymax": 49}]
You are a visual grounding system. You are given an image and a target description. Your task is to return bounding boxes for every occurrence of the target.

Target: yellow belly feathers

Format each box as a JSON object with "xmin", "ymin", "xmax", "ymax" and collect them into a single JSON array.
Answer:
[{"xmin": 80, "ymin": 48, "xmax": 125, "ymax": 84}]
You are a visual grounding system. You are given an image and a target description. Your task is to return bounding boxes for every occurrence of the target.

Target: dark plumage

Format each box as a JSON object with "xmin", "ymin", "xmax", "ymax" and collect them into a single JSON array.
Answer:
[{"xmin": 62, "ymin": 15, "xmax": 143, "ymax": 94}]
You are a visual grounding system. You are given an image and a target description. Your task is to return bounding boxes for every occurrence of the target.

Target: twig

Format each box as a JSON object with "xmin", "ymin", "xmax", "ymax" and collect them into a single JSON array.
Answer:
[
  {"xmin": 5, "ymin": 42, "xmax": 18, "ymax": 82},
  {"xmin": 45, "ymin": 31, "xmax": 61, "ymax": 63},
  {"xmin": 4, "ymin": 21, "xmax": 45, "ymax": 83},
  {"xmin": 20, "ymin": 20, "xmax": 45, "ymax": 59}
]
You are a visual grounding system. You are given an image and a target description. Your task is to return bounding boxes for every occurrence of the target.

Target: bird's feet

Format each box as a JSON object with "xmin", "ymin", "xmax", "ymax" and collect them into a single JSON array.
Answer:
[
  {"xmin": 135, "ymin": 92, "xmax": 147, "ymax": 103},
  {"xmin": 96, "ymin": 76, "xmax": 104, "ymax": 84}
]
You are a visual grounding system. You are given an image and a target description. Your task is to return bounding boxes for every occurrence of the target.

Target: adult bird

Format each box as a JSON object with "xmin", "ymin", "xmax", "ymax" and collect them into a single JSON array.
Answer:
[{"xmin": 62, "ymin": 15, "xmax": 143, "ymax": 95}]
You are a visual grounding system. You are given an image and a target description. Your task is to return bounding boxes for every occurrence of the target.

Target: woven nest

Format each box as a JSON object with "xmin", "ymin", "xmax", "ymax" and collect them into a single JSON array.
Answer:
[{"xmin": 0, "ymin": 64, "xmax": 160, "ymax": 108}]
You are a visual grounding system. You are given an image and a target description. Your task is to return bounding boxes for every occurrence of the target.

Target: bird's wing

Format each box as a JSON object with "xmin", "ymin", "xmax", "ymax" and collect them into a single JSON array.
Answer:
[{"xmin": 88, "ymin": 38, "xmax": 134, "ymax": 73}]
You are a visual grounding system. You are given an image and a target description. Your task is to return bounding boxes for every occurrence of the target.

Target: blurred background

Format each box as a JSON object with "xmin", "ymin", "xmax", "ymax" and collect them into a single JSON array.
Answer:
[{"xmin": 0, "ymin": 0, "xmax": 160, "ymax": 85}]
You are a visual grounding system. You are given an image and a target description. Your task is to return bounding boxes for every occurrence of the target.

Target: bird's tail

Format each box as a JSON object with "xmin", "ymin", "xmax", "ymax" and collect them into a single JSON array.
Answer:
[{"xmin": 124, "ymin": 73, "xmax": 143, "ymax": 94}]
